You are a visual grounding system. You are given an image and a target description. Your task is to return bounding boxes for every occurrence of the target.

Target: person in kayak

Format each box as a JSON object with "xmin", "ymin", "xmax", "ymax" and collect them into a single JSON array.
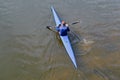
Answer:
[{"xmin": 56, "ymin": 21, "xmax": 70, "ymax": 36}]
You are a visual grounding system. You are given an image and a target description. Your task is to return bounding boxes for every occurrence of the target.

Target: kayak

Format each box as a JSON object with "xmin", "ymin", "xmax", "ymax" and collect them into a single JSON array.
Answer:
[{"xmin": 51, "ymin": 6, "xmax": 77, "ymax": 68}]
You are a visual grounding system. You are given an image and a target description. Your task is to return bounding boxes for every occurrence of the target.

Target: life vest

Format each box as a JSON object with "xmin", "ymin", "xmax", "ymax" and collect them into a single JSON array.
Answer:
[{"xmin": 56, "ymin": 26, "xmax": 70, "ymax": 36}]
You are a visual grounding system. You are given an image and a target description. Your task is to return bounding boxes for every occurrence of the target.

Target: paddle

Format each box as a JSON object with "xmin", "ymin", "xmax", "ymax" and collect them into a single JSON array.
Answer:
[
  {"xmin": 46, "ymin": 26, "xmax": 57, "ymax": 32},
  {"xmin": 46, "ymin": 21, "xmax": 80, "ymax": 31},
  {"xmin": 46, "ymin": 26, "xmax": 52, "ymax": 30},
  {"xmin": 71, "ymin": 21, "xmax": 80, "ymax": 25},
  {"xmin": 46, "ymin": 21, "xmax": 80, "ymax": 39}
]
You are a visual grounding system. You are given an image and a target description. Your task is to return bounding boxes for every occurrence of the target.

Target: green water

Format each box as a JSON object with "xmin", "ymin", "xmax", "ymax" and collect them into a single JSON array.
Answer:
[{"xmin": 0, "ymin": 0, "xmax": 120, "ymax": 80}]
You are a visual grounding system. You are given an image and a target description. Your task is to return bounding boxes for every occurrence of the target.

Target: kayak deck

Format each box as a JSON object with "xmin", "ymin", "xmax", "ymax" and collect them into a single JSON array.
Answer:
[{"xmin": 51, "ymin": 6, "xmax": 77, "ymax": 68}]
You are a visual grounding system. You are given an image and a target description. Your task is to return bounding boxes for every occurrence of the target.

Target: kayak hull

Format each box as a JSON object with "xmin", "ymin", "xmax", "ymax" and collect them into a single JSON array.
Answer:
[{"xmin": 51, "ymin": 6, "xmax": 77, "ymax": 68}]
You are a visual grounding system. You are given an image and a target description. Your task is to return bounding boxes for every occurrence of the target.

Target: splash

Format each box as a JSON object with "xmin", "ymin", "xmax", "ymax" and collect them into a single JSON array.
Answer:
[
  {"xmin": 76, "ymin": 38, "xmax": 95, "ymax": 56},
  {"xmin": 82, "ymin": 38, "xmax": 94, "ymax": 45}
]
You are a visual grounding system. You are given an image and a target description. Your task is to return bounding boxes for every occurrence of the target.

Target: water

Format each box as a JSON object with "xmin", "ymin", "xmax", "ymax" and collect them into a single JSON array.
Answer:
[{"xmin": 0, "ymin": 0, "xmax": 120, "ymax": 80}]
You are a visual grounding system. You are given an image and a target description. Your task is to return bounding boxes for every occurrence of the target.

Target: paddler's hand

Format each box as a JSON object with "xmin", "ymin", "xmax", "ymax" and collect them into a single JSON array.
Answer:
[{"xmin": 65, "ymin": 24, "xmax": 69, "ymax": 27}]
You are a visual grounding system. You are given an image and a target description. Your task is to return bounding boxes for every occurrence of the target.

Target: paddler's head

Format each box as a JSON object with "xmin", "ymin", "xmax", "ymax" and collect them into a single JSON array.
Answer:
[{"xmin": 62, "ymin": 21, "xmax": 66, "ymax": 26}]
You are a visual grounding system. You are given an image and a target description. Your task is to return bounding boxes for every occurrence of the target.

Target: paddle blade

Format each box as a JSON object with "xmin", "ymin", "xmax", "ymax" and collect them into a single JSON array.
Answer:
[
  {"xmin": 46, "ymin": 26, "xmax": 52, "ymax": 30},
  {"xmin": 71, "ymin": 21, "xmax": 80, "ymax": 25},
  {"xmin": 46, "ymin": 26, "xmax": 57, "ymax": 32}
]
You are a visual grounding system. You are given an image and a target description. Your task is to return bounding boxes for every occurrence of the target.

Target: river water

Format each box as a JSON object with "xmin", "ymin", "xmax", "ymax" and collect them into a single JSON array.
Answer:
[{"xmin": 0, "ymin": 0, "xmax": 120, "ymax": 80}]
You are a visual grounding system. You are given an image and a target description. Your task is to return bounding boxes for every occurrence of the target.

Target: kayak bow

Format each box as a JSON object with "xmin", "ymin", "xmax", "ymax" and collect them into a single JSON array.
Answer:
[{"xmin": 51, "ymin": 6, "xmax": 77, "ymax": 68}]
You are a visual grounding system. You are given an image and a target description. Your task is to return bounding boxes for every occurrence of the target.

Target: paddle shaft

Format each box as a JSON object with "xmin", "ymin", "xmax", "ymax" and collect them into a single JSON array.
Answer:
[{"xmin": 46, "ymin": 21, "xmax": 80, "ymax": 40}]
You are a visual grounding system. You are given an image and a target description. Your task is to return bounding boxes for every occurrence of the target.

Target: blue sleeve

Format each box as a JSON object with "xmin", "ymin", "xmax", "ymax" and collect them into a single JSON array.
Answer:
[
  {"xmin": 67, "ymin": 27, "xmax": 70, "ymax": 31},
  {"xmin": 56, "ymin": 27, "xmax": 60, "ymax": 32}
]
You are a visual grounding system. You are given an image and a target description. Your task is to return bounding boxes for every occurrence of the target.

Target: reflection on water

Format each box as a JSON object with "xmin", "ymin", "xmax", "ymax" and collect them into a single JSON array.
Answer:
[{"xmin": 0, "ymin": 0, "xmax": 120, "ymax": 80}]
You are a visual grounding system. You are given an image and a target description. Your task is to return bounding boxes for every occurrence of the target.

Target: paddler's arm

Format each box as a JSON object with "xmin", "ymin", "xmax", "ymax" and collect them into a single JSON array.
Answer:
[
  {"xmin": 65, "ymin": 24, "xmax": 70, "ymax": 32},
  {"xmin": 56, "ymin": 27, "xmax": 60, "ymax": 32},
  {"xmin": 56, "ymin": 24, "xmax": 61, "ymax": 32}
]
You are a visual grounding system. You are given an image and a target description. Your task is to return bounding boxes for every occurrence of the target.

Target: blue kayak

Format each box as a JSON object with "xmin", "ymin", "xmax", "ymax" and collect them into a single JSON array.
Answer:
[{"xmin": 51, "ymin": 6, "xmax": 77, "ymax": 68}]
